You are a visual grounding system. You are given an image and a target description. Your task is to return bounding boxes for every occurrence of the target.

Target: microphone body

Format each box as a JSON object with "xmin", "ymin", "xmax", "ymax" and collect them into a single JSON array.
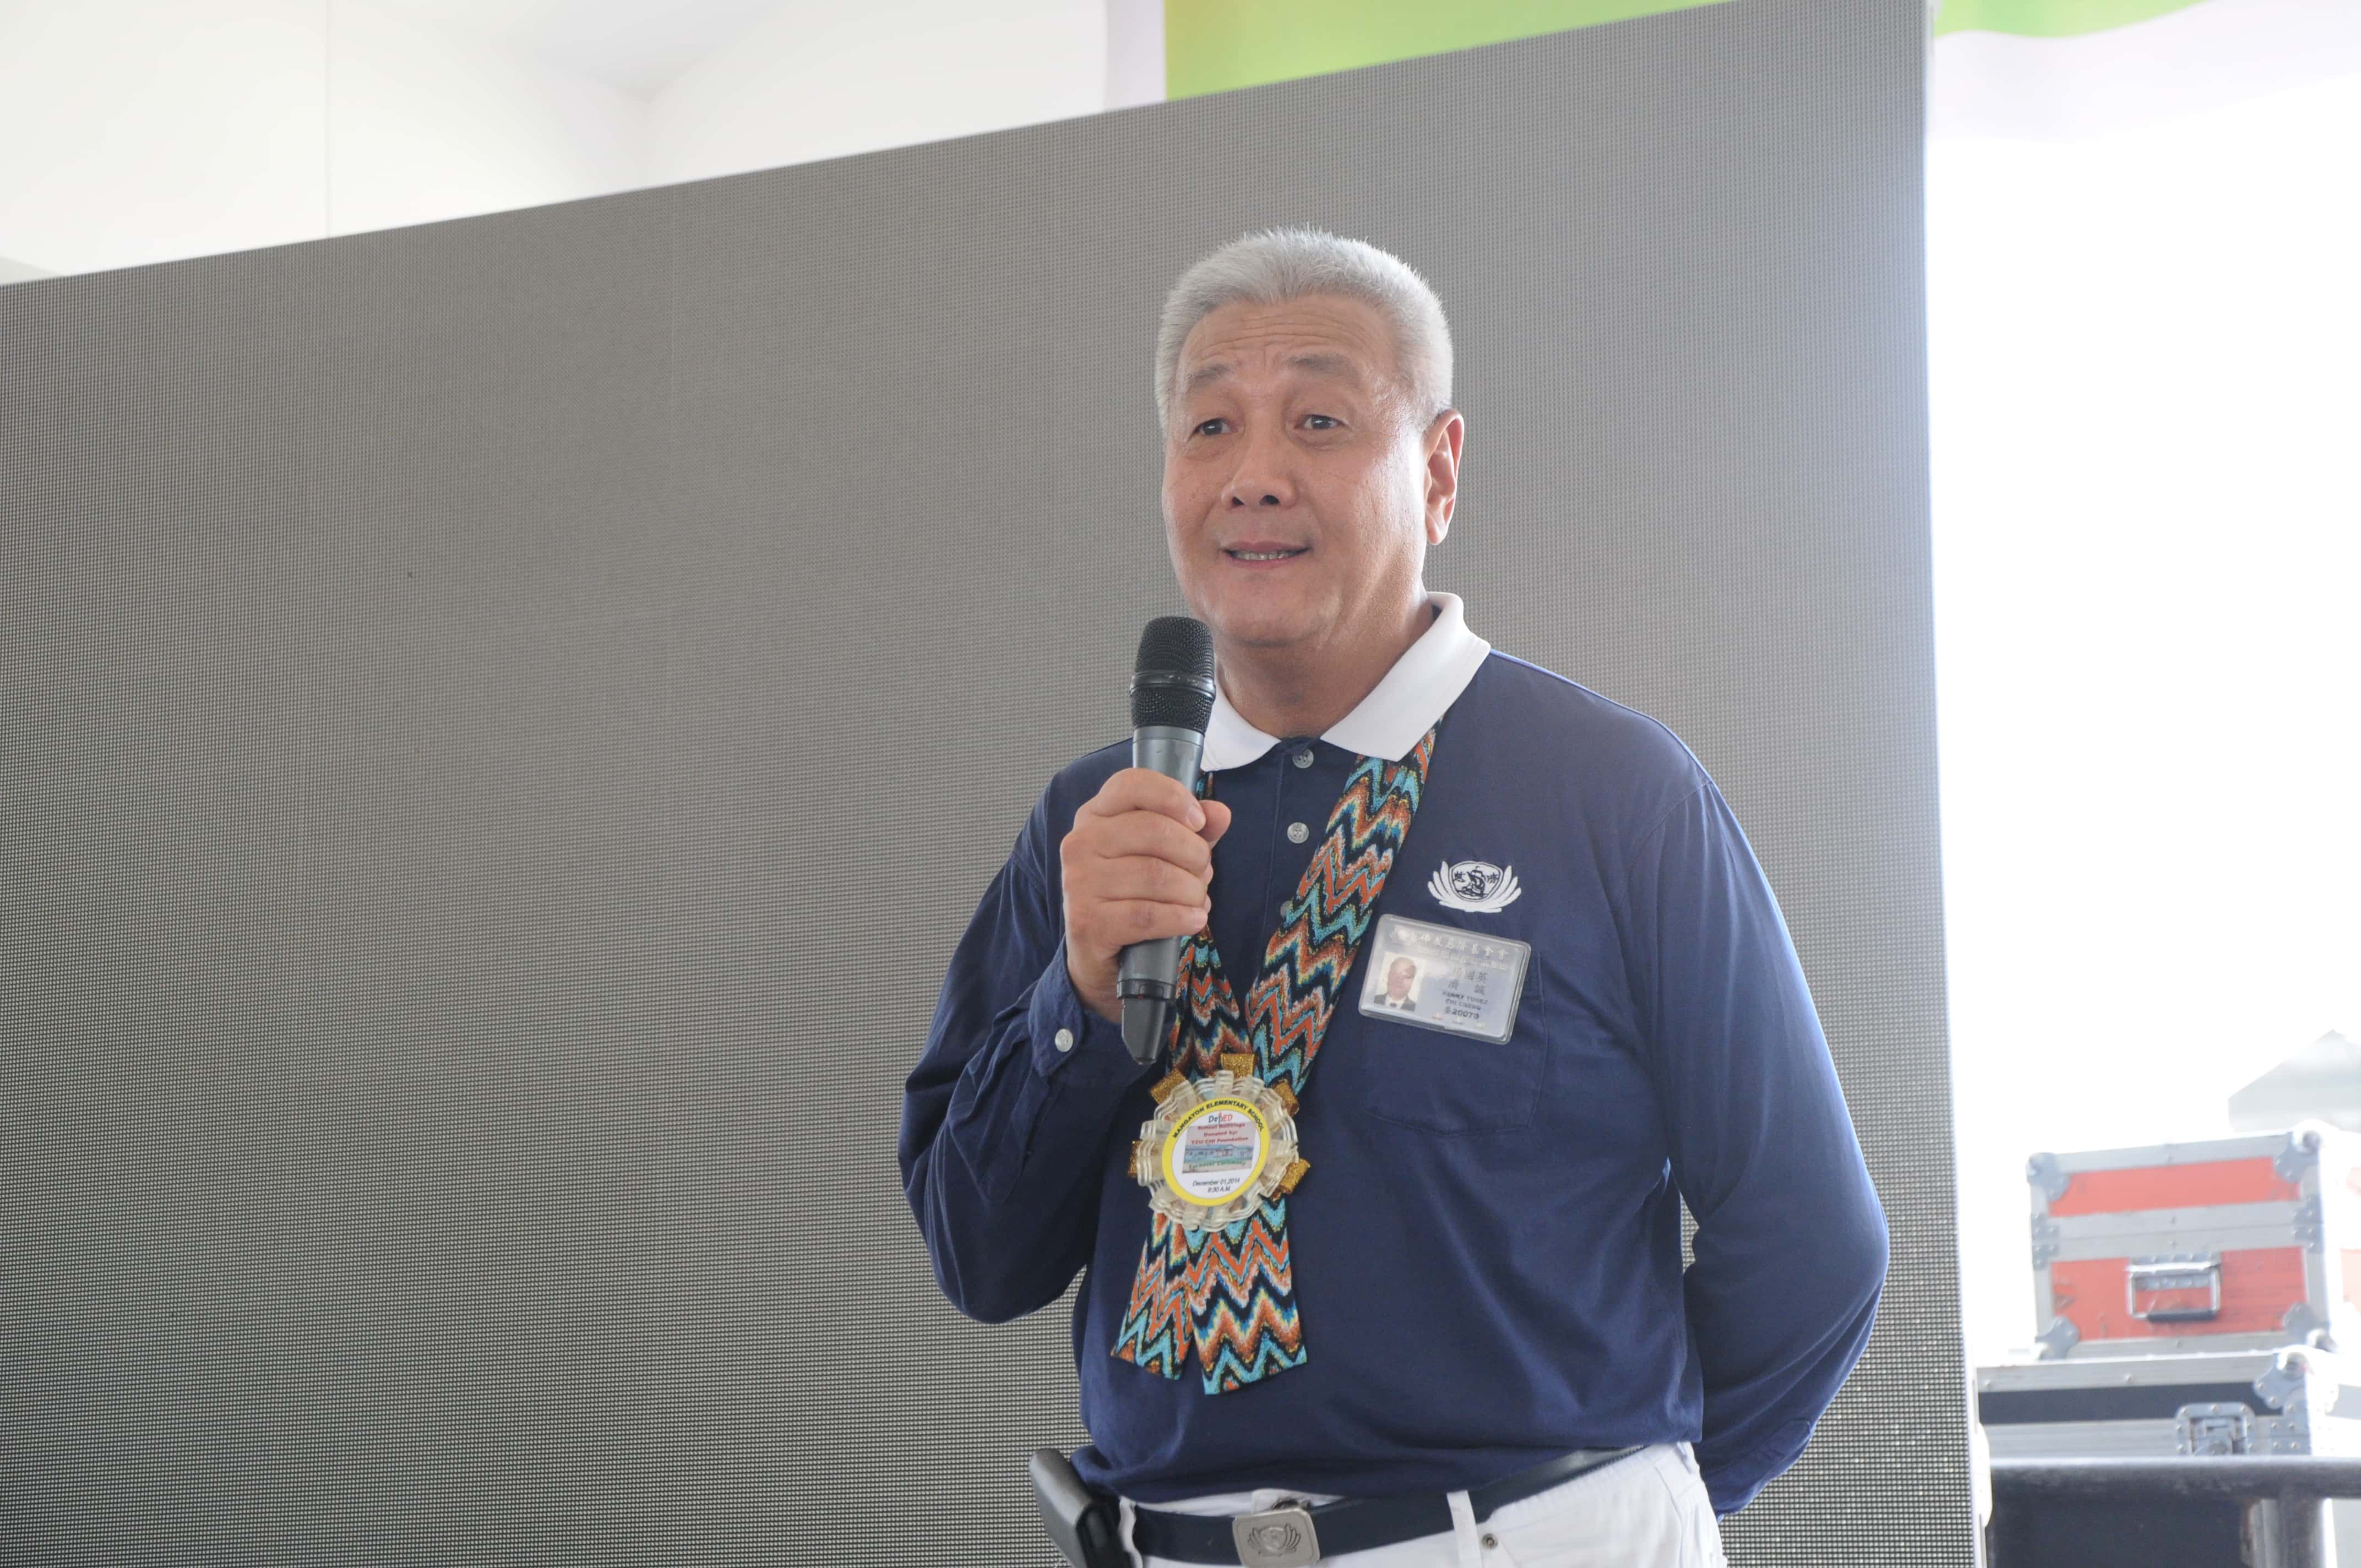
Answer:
[
  {"xmin": 1117, "ymin": 618, "xmax": 1217, "ymax": 1065},
  {"xmin": 1116, "ymin": 723, "xmax": 1206, "ymax": 1060}
]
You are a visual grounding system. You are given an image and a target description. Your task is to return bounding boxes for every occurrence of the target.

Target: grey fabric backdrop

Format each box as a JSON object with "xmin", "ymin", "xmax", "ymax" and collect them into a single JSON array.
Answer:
[{"xmin": 0, "ymin": 0, "xmax": 1961, "ymax": 1560}]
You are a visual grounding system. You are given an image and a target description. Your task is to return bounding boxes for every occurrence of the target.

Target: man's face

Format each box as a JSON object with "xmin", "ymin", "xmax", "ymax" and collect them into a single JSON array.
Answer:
[
  {"xmin": 1161, "ymin": 294, "xmax": 1460, "ymax": 655},
  {"xmin": 1385, "ymin": 959, "xmax": 1417, "ymax": 1001}
]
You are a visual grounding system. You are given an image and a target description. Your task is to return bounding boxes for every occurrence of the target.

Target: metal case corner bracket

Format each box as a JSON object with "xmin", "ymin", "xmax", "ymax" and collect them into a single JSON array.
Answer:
[{"xmin": 2276, "ymin": 1128, "xmax": 2322, "ymax": 1182}]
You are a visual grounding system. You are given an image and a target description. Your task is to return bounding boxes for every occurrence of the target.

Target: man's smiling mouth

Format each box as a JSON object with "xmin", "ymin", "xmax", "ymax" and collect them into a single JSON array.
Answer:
[{"xmin": 1224, "ymin": 544, "xmax": 1309, "ymax": 562}]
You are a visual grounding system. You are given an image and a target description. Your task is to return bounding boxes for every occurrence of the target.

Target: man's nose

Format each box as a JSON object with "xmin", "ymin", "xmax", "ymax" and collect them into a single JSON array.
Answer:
[{"xmin": 1221, "ymin": 429, "xmax": 1296, "ymax": 510}]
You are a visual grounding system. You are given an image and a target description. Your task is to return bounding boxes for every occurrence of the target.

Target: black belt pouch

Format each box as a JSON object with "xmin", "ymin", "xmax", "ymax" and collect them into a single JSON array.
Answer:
[{"xmin": 1030, "ymin": 1448, "xmax": 1128, "ymax": 1568}]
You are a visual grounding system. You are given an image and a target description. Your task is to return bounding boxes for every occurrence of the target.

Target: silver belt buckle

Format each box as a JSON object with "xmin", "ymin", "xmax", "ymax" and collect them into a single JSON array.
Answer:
[{"xmin": 1232, "ymin": 1501, "xmax": 1320, "ymax": 1567}]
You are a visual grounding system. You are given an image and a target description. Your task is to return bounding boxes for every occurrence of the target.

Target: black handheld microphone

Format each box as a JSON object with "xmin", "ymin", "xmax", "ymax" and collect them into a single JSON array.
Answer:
[{"xmin": 1117, "ymin": 616, "xmax": 1217, "ymax": 1066}]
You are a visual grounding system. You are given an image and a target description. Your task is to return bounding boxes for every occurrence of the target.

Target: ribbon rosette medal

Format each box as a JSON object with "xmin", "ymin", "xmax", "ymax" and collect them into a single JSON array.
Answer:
[{"xmin": 1133, "ymin": 1053, "xmax": 1307, "ymax": 1230}]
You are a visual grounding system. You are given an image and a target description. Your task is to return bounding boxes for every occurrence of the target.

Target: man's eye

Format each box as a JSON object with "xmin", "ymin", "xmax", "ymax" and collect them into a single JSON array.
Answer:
[
  {"xmin": 1304, "ymin": 415, "xmax": 1341, "ymax": 430},
  {"xmin": 1193, "ymin": 418, "xmax": 1229, "ymax": 437}
]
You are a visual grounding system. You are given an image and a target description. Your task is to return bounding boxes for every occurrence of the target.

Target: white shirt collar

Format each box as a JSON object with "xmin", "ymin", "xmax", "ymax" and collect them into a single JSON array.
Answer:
[{"xmin": 1200, "ymin": 592, "xmax": 1493, "ymax": 771}]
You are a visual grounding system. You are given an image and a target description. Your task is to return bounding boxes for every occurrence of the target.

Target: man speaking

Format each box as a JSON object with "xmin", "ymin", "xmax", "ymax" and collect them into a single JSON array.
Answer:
[{"xmin": 899, "ymin": 230, "xmax": 1886, "ymax": 1566}]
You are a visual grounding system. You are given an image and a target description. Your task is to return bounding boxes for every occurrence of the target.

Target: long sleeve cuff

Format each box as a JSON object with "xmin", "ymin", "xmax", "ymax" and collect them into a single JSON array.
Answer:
[{"xmin": 1026, "ymin": 943, "xmax": 1152, "ymax": 1090}]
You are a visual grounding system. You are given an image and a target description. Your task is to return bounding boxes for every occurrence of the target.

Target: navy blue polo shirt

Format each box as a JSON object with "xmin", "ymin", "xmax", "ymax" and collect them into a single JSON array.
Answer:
[{"xmin": 899, "ymin": 597, "xmax": 1886, "ymax": 1513}]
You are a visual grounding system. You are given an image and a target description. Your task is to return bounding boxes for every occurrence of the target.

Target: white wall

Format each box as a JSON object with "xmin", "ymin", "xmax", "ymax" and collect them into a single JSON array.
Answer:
[
  {"xmin": 0, "ymin": 0, "xmax": 1114, "ymax": 280},
  {"xmin": 0, "ymin": 0, "xmax": 329, "ymax": 277},
  {"xmin": 1931, "ymin": 67, "xmax": 2361, "ymax": 1368},
  {"xmin": 646, "ymin": 0, "xmax": 1104, "ymax": 186},
  {"xmin": 328, "ymin": 1, "xmax": 645, "ymax": 239}
]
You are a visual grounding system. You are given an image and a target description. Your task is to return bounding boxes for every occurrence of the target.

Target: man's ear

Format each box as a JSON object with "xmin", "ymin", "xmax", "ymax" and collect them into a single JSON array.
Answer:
[{"xmin": 1424, "ymin": 409, "xmax": 1465, "ymax": 545}]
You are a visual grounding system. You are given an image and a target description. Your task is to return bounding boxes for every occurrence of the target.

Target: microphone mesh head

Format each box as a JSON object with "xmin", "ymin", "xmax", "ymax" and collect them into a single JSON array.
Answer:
[{"xmin": 1130, "ymin": 616, "xmax": 1216, "ymax": 732}]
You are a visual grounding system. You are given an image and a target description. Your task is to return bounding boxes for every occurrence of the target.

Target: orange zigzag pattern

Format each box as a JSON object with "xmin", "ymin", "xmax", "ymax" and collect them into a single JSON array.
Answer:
[{"xmin": 1111, "ymin": 732, "xmax": 1434, "ymax": 1392}]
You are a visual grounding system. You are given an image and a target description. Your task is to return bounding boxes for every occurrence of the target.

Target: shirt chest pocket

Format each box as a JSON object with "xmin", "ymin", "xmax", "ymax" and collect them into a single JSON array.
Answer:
[{"xmin": 1331, "ymin": 962, "xmax": 1552, "ymax": 1135}]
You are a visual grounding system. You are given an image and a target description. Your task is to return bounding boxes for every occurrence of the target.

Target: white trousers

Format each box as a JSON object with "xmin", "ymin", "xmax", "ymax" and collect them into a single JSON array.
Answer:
[{"xmin": 1119, "ymin": 1444, "xmax": 1727, "ymax": 1568}]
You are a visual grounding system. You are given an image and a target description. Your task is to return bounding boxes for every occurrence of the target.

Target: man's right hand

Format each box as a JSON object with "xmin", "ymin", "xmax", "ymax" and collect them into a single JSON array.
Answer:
[{"xmin": 1059, "ymin": 769, "xmax": 1233, "ymax": 1024}]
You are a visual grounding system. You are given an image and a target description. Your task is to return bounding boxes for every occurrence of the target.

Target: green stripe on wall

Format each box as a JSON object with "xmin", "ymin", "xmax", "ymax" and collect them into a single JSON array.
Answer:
[
  {"xmin": 1933, "ymin": 0, "xmax": 2210, "ymax": 36},
  {"xmin": 1164, "ymin": 0, "xmax": 1726, "ymax": 101},
  {"xmin": 1164, "ymin": 0, "xmax": 2228, "ymax": 100}
]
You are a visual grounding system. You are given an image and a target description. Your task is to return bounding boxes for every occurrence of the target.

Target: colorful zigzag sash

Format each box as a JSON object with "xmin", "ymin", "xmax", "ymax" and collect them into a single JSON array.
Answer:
[{"xmin": 1110, "ymin": 731, "xmax": 1436, "ymax": 1393}]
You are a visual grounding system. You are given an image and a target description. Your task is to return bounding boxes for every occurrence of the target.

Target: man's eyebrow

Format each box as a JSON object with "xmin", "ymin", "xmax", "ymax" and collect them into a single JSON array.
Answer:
[
  {"xmin": 1183, "ymin": 362, "xmax": 1233, "ymax": 395},
  {"xmin": 1285, "ymin": 352, "xmax": 1363, "ymax": 382}
]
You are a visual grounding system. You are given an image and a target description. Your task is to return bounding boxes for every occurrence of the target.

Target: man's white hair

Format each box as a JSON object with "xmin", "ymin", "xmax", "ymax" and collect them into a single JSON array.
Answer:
[{"xmin": 1155, "ymin": 227, "xmax": 1454, "ymax": 431}]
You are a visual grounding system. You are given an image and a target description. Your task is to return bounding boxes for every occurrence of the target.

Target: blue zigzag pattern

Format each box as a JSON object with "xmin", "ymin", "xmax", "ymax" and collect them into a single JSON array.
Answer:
[{"xmin": 1111, "ymin": 732, "xmax": 1434, "ymax": 1393}]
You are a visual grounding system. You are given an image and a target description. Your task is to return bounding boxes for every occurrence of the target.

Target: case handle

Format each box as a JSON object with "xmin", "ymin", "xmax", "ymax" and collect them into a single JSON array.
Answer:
[{"xmin": 2127, "ymin": 1253, "xmax": 2223, "ymax": 1322}]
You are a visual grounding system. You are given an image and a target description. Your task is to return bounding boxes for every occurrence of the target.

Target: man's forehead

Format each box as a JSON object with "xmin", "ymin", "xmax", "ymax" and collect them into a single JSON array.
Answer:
[
  {"xmin": 1176, "ymin": 296, "xmax": 1396, "ymax": 395},
  {"xmin": 1183, "ymin": 350, "xmax": 1366, "ymax": 395}
]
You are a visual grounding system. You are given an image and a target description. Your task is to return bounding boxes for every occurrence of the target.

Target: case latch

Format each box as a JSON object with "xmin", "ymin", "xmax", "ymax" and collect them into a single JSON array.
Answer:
[{"xmin": 2176, "ymin": 1402, "xmax": 2253, "ymax": 1456}]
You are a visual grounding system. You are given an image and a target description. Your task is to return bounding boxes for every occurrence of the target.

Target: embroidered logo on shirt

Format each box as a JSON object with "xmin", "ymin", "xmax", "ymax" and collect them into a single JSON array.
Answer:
[{"xmin": 1427, "ymin": 859, "xmax": 1522, "ymax": 913}]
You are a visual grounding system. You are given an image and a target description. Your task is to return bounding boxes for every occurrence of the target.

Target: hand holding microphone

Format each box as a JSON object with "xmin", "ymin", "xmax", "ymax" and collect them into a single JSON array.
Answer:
[{"xmin": 1059, "ymin": 618, "xmax": 1230, "ymax": 1064}]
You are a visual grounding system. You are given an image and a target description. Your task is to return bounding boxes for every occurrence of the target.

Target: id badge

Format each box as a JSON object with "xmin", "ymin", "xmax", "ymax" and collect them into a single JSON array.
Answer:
[{"xmin": 1356, "ymin": 914, "xmax": 1531, "ymax": 1043}]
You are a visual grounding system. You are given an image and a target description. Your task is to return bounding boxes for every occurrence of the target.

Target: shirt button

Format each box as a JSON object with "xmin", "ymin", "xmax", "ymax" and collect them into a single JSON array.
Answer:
[
  {"xmin": 1292, "ymin": 747, "xmax": 1314, "ymax": 769},
  {"xmin": 1053, "ymin": 1028, "xmax": 1075, "ymax": 1053},
  {"xmin": 1286, "ymin": 821, "xmax": 1309, "ymax": 845},
  {"xmin": 1481, "ymin": 1534, "xmax": 1499, "ymax": 1551}
]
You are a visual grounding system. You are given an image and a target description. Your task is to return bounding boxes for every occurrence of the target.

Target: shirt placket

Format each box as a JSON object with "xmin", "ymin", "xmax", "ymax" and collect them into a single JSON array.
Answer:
[
  {"xmin": 1263, "ymin": 739, "xmax": 1336, "ymax": 956},
  {"xmin": 1206, "ymin": 742, "xmax": 1349, "ymax": 993}
]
